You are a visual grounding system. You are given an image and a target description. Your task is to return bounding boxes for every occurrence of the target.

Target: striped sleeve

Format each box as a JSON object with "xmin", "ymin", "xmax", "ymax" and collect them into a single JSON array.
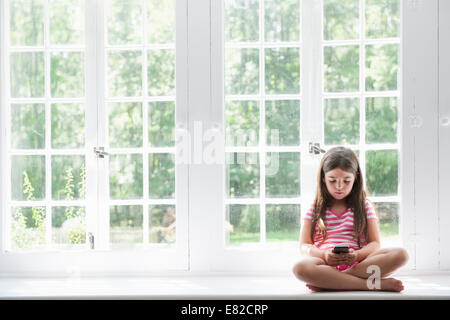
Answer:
[
  {"xmin": 303, "ymin": 204, "xmax": 315, "ymax": 221},
  {"xmin": 365, "ymin": 200, "xmax": 378, "ymax": 220}
]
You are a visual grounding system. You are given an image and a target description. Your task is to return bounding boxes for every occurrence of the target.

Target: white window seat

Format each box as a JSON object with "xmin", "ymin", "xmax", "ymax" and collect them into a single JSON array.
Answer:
[{"xmin": 1, "ymin": 271, "xmax": 450, "ymax": 300}]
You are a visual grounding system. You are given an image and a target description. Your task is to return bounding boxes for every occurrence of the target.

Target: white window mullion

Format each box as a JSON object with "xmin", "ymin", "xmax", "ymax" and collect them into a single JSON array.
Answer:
[
  {"xmin": 44, "ymin": 0, "xmax": 52, "ymax": 248},
  {"xmin": 359, "ymin": 0, "xmax": 366, "ymax": 182},
  {"xmin": 259, "ymin": 0, "xmax": 266, "ymax": 244},
  {"xmin": 142, "ymin": 0, "xmax": 149, "ymax": 247}
]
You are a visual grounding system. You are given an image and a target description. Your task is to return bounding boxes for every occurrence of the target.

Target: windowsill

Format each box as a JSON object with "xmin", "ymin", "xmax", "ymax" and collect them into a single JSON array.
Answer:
[{"xmin": 1, "ymin": 271, "xmax": 450, "ymax": 300}]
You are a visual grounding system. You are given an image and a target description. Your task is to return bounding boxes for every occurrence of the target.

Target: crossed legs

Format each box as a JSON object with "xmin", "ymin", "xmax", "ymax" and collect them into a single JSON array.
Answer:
[{"xmin": 292, "ymin": 248, "xmax": 409, "ymax": 292}]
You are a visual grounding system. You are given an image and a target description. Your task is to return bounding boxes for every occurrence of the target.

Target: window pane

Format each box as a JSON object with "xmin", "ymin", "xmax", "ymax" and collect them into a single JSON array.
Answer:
[
  {"xmin": 51, "ymin": 155, "xmax": 85, "ymax": 201},
  {"xmin": 107, "ymin": 0, "xmax": 142, "ymax": 45},
  {"xmin": 266, "ymin": 204, "xmax": 300, "ymax": 242},
  {"xmin": 366, "ymin": 97, "xmax": 398, "ymax": 144},
  {"xmin": 10, "ymin": 52, "xmax": 45, "ymax": 98},
  {"xmin": 110, "ymin": 205, "xmax": 143, "ymax": 249},
  {"xmin": 265, "ymin": 100, "xmax": 300, "ymax": 146},
  {"xmin": 225, "ymin": 48, "xmax": 259, "ymax": 95},
  {"xmin": 109, "ymin": 102, "xmax": 143, "ymax": 148},
  {"xmin": 365, "ymin": 44, "xmax": 399, "ymax": 91},
  {"xmin": 366, "ymin": 0, "xmax": 400, "ymax": 39},
  {"xmin": 147, "ymin": 0, "xmax": 175, "ymax": 44},
  {"xmin": 147, "ymin": 49, "xmax": 175, "ymax": 96},
  {"xmin": 264, "ymin": 0, "xmax": 300, "ymax": 42},
  {"xmin": 324, "ymin": 45, "xmax": 359, "ymax": 92},
  {"xmin": 149, "ymin": 205, "xmax": 176, "ymax": 244},
  {"xmin": 50, "ymin": 0, "xmax": 84, "ymax": 45},
  {"xmin": 52, "ymin": 206, "xmax": 86, "ymax": 246},
  {"xmin": 226, "ymin": 204, "xmax": 260, "ymax": 245},
  {"xmin": 324, "ymin": 98, "xmax": 360, "ymax": 145},
  {"xmin": 9, "ymin": 0, "xmax": 44, "ymax": 46},
  {"xmin": 225, "ymin": 0, "xmax": 259, "ymax": 42},
  {"xmin": 366, "ymin": 150, "xmax": 398, "ymax": 196},
  {"xmin": 225, "ymin": 100, "xmax": 259, "ymax": 147},
  {"xmin": 373, "ymin": 202, "xmax": 399, "ymax": 244},
  {"xmin": 226, "ymin": 153, "xmax": 260, "ymax": 198},
  {"xmin": 109, "ymin": 154, "xmax": 143, "ymax": 199},
  {"xmin": 107, "ymin": 50, "xmax": 142, "ymax": 97},
  {"xmin": 11, "ymin": 207, "xmax": 46, "ymax": 251},
  {"xmin": 11, "ymin": 155, "xmax": 45, "ymax": 201},
  {"xmin": 148, "ymin": 101, "xmax": 175, "ymax": 147},
  {"xmin": 265, "ymin": 47, "xmax": 300, "ymax": 94},
  {"xmin": 51, "ymin": 103, "xmax": 85, "ymax": 149},
  {"xmin": 149, "ymin": 153, "xmax": 175, "ymax": 199},
  {"xmin": 11, "ymin": 103, "xmax": 45, "ymax": 149},
  {"xmin": 50, "ymin": 51, "xmax": 85, "ymax": 98},
  {"xmin": 265, "ymin": 152, "xmax": 300, "ymax": 197},
  {"xmin": 323, "ymin": 0, "xmax": 359, "ymax": 40}
]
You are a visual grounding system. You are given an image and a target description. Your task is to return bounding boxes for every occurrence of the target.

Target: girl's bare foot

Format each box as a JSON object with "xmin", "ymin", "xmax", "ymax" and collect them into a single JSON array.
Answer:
[{"xmin": 379, "ymin": 278, "xmax": 404, "ymax": 292}]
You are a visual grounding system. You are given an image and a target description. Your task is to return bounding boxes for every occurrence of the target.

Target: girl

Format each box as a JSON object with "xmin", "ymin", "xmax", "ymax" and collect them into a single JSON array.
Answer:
[{"xmin": 292, "ymin": 147, "xmax": 409, "ymax": 292}]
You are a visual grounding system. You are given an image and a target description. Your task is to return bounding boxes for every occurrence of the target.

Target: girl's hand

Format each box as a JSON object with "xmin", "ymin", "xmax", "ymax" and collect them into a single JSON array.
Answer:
[
  {"xmin": 341, "ymin": 249, "xmax": 359, "ymax": 265},
  {"xmin": 324, "ymin": 250, "xmax": 347, "ymax": 266}
]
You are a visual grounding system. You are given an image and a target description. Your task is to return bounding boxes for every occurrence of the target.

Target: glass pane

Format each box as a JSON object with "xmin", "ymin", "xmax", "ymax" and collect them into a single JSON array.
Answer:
[
  {"xmin": 149, "ymin": 205, "xmax": 176, "ymax": 243},
  {"xmin": 110, "ymin": 205, "xmax": 143, "ymax": 249},
  {"xmin": 265, "ymin": 100, "xmax": 300, "ymax": 146},
  {"xmin": 225, "ymin": 0, "xmax": 259, "ymax": 42},
  {"xmin": 366, "ymin": 97, "xmax": 398, "ymax": 144},
  {"xmin": 147, "ymin": 49, "xmax": 175, "ymax": 96},
  {"xmin": 10, "ymin": 52, "xmax": 45, "ymax": 98},
  {"xmin": 11, "ymin": 155, "xmax": 45, "ymax": 201},
  {"xmin": 50, "ymin": 51, "xmax": 84, "ymax": 98},
  {"xmin": 266, "ymin": 204, "xmax": 300, "ymax": 242},
  {"xmin": 148, "ymin": 101, "xmax": 175, "ymax": 147},
  {"xmin": 365, "ymin": 44, "xmax": 399, "ymax": 91},
  {"xmin": 265, "ymin": 0, "xmax": 300, "ymax": 42},
  {"xmin": 324, "ymin": 45, "xmax": 359, "ymax": 92},
  {"xmin": 52, "ymin": 206, "xmax": 86, "ymax": 246},
  {"xmin": 9, "ymin": 0, "xmax": 44, "ymax": 46},
  {"xmin": 51, "ymin": 103, "xmax": 85, "ymax": 149},
  {"xmin": 226, "ymin": 152, "xmax": 260, "ymax": 198},
  {"xmin": 366, "ymin": 150, "xmax": 398, "ymax": 196},
  {"xmin": 149, "ymin": 153, "xmax": 175, "ymax": 199},
  {"xmin": 107, "ymin": 0, "xmax": 142, "ymax": 45},
  {"xmin": 265, "ymin": 47, "xmax": 300, "ymax": 94},
  {"xmin": 225, "ymin": 48, "xmax": 259, "ymax": 95},
  {"xmin": 107, "ymin": 50, "xmax": 142, "ymax": 97},
  {"xmin": 366, "ymin": 0, "xmax": 400, "ymax": 39},
  {"xmin": 323, "ymin": 0, "xmax": 359, "ymax": 40},
  {"xmin": 225, "ymin": 100, "xmax": 259, "ymax": 147},
  {"xmin": 226, "ymin": 204, "xmax": 260, "ymax": 245},
  {"xmin": 11, "ymin": 103, "xmax": 45, "ymax": 149},
  {"xmin": 50, "ymin": 0, "xmax": 84, "ymax": 45},
  {"xmin": 109, "ymin": 102, "xmax": 143, "ymax": 148},
  {"xmin": 147, "ymin": 0, "xmax": 175, "ymax": 44},
  {"xmin": 265, "ymin": 152, "xmax": 300, "ymax": 197},
  {"xmin": 109, "ymin": 154, "xmax": 143, "ymax": 199},
  {"xmin": 324, "ymin": 98, "xmax": 360, "ymax": 145},
  {"xmin": 51, "ymin": 155, "xmax": 85, "ymax": 200},
  {"xmin": 373, "ymin": 202, "xmax": 399, "ymax": 243},
  {"xmin": 11, "ymin": 207, "xmax": 46, "ymax": 251}
]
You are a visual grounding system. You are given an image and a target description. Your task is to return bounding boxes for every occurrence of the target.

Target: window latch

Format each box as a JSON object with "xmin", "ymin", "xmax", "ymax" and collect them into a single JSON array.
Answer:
[
  {"xmin": 88, "ymin": 232, "xmax": 95, "ymax": 249},
  {"xmin": 309, "ymin": 142, "xmax": 326, "ymax": 155},
  {"xmin": 94, "ymin": 146, "xmax": 109, "ymax": 158}
]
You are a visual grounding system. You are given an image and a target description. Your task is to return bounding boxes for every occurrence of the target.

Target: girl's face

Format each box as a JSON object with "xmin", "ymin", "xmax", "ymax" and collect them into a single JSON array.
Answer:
[{"xmin": 323, "ymin": 168, "xmax": 356, "ymax": 201}]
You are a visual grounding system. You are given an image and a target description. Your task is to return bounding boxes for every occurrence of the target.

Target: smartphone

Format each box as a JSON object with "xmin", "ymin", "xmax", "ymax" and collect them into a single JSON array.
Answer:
[{"xmin": 333, "ymin": 244, "xmax": 349, "ymax": 254}]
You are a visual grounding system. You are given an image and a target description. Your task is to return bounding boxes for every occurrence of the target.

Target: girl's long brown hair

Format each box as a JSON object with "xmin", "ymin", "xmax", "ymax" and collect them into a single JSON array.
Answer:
[{"xmin": 310, "ymin": 147, "xmax": 368, "ymax": 248}]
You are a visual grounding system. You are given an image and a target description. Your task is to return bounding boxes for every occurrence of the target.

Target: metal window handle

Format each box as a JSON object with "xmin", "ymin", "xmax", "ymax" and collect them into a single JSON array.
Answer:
[
  {"xmin": 94, "ymin": 147, "xmax": 109, "ymax": 158},
  {"xmin": 88, "ymin": 232, "xmax": 94, "ymax": 249},
  {"xmin": 309, "ymin": 142, "xmax": 326, "ymax": 155}
]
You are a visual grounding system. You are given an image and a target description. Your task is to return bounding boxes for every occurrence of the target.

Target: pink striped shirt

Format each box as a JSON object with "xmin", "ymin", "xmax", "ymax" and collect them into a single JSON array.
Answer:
[{"xmin": 303, "ymin": 200, "xmax": 378, "ymax": 251}]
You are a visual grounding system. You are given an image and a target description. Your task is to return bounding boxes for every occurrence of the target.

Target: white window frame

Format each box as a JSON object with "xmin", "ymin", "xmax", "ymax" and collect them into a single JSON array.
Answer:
[
  {"xmin": 0, "ymin": 0, "xmax": 189, "ymax": 275},
  {"xmin": 1, "ymin": 0, "xmax": 449, "ymax": 276}
]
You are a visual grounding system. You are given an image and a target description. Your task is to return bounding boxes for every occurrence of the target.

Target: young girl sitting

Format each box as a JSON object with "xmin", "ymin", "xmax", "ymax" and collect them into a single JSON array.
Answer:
[{"xmin": 292, "ymin": 146, "xmax": 409, "ymax": 292}]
